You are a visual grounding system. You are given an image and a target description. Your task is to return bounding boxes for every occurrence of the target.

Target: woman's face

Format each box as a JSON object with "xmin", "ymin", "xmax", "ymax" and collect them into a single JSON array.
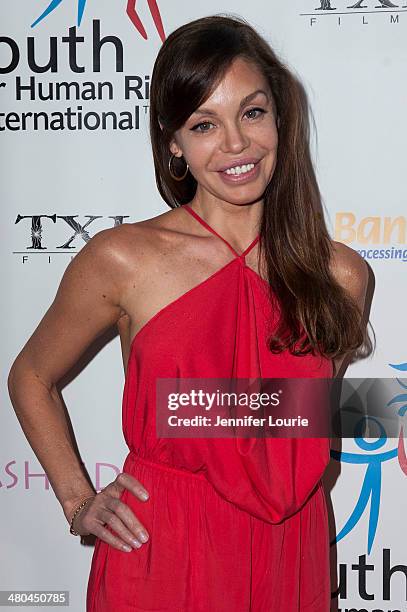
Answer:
[{"xmin": 169, "ymin": 57, "xmax": 279, "ymax": 208}]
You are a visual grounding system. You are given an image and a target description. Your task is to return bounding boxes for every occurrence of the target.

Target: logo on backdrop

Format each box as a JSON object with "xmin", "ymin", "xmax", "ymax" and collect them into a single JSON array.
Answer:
[
  {"xmin": 316, "ymin": 0, "xmax": 400, "ymax": 7},
  {"xmin": 302, "ymin": 0, "xmax": 407, "ymax": 19},
  {"xmin": 31, "ymin": 0, "xmax": 166, "ymax": 41},
  {"xmin": 334, "ymin": 212, "xmax": 407, "ymax": 263},
  {"xmin": 330, "ymin": 362, "xmax": 407, "ymax": 554},
  {"xmin": 0, "ymin": 0, "xmax": 164, "ymax": 132},
  {"xmin": 13, "ymin": 215, "xmax": 128, "ymax": 255}
]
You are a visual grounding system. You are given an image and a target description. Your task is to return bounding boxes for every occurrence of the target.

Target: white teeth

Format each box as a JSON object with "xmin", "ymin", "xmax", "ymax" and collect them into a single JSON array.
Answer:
[{"xmin": 224, "ymin": 163, "xmax": 255, "ymax": 175}]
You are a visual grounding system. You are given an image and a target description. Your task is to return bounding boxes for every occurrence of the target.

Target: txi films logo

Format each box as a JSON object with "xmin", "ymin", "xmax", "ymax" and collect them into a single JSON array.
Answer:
[
  {"xmin": 31, "ymin": 0, "xmax": 166, "ymax": 41},
  {"xmin": 301, "ymin": 0, "xmax": 407, "ymax": 18},
  {"xmin": 330, "ymin": 362, "xmax": 407, "ymax": 554},
  {"xmin": 314, "ymin": 0, "xmax": 402, "ymax": 9}
]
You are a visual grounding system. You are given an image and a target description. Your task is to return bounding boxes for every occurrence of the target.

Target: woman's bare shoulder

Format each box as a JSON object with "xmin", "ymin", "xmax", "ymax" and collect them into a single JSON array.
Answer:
[
  {"xmin": 328, "ymin": 239, "xmax": 369, "ymax": 305},
  {"xmin": 7, "ymin": 211, "xmax": 180, "ymax": 376},
  {"xmin": 102, "ymin": 207, "xmax": 188, "ymax": 259},
  {"xmin": 77, "ymin": 209, "xmax": 180, "ymax": 285}
]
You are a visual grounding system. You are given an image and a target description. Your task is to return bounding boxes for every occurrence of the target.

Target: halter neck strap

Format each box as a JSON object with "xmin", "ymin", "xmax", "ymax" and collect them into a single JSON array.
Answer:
[{"xmin": 183, "ymin": 204, "xmax": 260, "ymax": 258}]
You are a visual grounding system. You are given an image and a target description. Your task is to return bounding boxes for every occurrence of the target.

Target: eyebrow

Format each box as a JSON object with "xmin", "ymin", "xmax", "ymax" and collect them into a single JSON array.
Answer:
[{"xmin": 192, "ymin": 89, "xmax": 269, "ymax": 117}]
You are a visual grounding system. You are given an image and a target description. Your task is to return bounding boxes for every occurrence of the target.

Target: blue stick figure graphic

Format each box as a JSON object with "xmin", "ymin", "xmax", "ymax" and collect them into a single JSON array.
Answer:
[
  {"xmin": 331, "ymin": 417, "xmax": 397, "ymax": 555},
  {"xmin": 331, "ymin": 364, "xmax": 407, "ymax": 553},
  {"xmin": 31, "ymin": 0, "xmax": 87, "ymax": 28}
]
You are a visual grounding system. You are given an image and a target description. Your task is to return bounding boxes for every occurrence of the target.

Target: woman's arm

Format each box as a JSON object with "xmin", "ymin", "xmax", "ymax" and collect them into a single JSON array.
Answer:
[{"xmin": 7, "ymin": 227, "xmax": 129, "ymax": 525}]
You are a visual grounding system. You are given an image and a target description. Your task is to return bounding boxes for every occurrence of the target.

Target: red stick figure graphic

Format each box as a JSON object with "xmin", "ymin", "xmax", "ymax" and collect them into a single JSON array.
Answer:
[{"xmin": 126, "ymin": 0, "xmax": 166, "ymax": 42}]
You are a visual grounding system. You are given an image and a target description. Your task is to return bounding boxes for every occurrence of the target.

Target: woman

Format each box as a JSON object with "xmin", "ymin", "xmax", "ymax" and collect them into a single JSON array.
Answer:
[{"xmin": 8, "ymin": 13, "xmax": 373, "ymax": 612}]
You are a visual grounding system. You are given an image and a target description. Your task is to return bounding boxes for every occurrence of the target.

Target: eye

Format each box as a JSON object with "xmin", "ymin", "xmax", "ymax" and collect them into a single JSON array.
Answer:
[
  {"xmin": 245, "ymin": 107, "xmax": 267, "ymax": 120},
  {"xmin": 190, "ymin": 107, "xmax": 267, "ymax": 134},
  {"xmin": 190, "ymin": 120, "xmax": 214, "ymax": 133}
]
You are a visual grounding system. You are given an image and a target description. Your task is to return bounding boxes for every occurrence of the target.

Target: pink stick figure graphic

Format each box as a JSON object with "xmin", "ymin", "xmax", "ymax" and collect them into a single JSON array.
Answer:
[
  {"xmin": 398, "ymin": 426, "xmax": 407, "ymax": 475},
  {"xmin": 126, "ymin": 0, "xmax": 166, "ymax": 42}
]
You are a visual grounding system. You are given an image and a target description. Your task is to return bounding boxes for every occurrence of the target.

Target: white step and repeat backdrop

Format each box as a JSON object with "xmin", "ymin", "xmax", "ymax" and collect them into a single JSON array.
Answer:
[{"xmin": 1, "ymin": 2, "xmax": 406, "ymax": 611}]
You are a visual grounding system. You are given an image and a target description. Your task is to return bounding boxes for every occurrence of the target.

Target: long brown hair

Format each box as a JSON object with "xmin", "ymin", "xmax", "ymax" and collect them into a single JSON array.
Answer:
[{"xmin": 148, "ymin": 13, "xmax": 374, "ymax": 361}]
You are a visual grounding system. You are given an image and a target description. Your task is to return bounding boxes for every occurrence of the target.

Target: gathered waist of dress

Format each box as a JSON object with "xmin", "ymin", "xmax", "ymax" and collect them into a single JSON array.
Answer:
[{"xmin": 124, "ymin": 450, "xmax": 209, "ymax": 483}]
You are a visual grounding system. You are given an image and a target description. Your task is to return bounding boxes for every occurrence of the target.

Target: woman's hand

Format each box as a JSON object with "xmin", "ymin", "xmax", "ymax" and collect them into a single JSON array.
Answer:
[{"xmin": 71, "ymin": 472, "xmax": 150, "ymax": 552}]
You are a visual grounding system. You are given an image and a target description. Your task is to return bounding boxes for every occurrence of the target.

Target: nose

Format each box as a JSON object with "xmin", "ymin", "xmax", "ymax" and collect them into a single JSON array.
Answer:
[{"xmin": 220, "ymin": 120, "xmax": 250, "ymax": 154}]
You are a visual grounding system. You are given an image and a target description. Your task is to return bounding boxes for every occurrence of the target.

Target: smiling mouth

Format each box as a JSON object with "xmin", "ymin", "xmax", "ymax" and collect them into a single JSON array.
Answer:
[
  {"xmin": 216, "ymin": 160, "xmax": 261, "ymax": 183},
  {"xmin": 218, "ymin": 161, "xmax": 260, "ymax": 175}
]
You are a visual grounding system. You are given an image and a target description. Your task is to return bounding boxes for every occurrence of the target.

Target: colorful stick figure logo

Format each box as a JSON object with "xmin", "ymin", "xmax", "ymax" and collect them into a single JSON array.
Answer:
[
  {"xmin": 330, "ymin": 363, "xmax": 407, "ymax": 554},
  {"xmin": 31, "ymin": 0, "xmax": 166, "ymax": 42}
]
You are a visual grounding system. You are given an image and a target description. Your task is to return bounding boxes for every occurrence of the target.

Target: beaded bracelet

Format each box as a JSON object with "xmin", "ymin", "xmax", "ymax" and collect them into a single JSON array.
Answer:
[{"xmin": 69, "ymin": 495, "xmax": 96, "ymax": 536}]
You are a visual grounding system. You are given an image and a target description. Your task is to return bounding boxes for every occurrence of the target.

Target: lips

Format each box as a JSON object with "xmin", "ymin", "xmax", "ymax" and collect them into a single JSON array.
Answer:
[
  {"xmin": 217, "ymin": 159, "xmax": 261, "ymax": 184},
  {"xmin": 218, "ymin": 158, "xmax": 260, "ymax": 172}
]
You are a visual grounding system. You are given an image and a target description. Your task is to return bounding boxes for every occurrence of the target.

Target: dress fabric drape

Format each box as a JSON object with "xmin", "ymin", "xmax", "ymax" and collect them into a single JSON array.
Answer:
[{"xmin": 86, "ymin": 203, "xmax": 333, "ymax": 611}]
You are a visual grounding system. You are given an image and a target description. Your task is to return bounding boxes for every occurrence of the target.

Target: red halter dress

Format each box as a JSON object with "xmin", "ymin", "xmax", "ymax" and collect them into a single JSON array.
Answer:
[{"xmin": 86, "ymin": 204, "xmax": 333, "ymax": 611}]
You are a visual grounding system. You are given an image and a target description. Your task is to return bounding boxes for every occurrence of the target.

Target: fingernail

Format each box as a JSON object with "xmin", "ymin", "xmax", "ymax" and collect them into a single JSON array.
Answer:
[
  {"xmin": 131, "ymin": 539, "xmax": 142, "ymax": 548},
  {"xmin": 140, "ymin": 491, "xmax": 149, "ymax": 500},
  {"xmin": 139, "ymin": 532, "xmax": 149, "ymax": 543},
  {"xmin": 123, "ymin": 544, "xmax": 132, "ymax": 552}
]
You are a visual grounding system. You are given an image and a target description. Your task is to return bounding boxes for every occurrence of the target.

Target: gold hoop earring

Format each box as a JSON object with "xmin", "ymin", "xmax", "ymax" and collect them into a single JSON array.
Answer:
[{"xmin": 168, "ymin": 153, "xmax": 189, "ymax": 181}]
